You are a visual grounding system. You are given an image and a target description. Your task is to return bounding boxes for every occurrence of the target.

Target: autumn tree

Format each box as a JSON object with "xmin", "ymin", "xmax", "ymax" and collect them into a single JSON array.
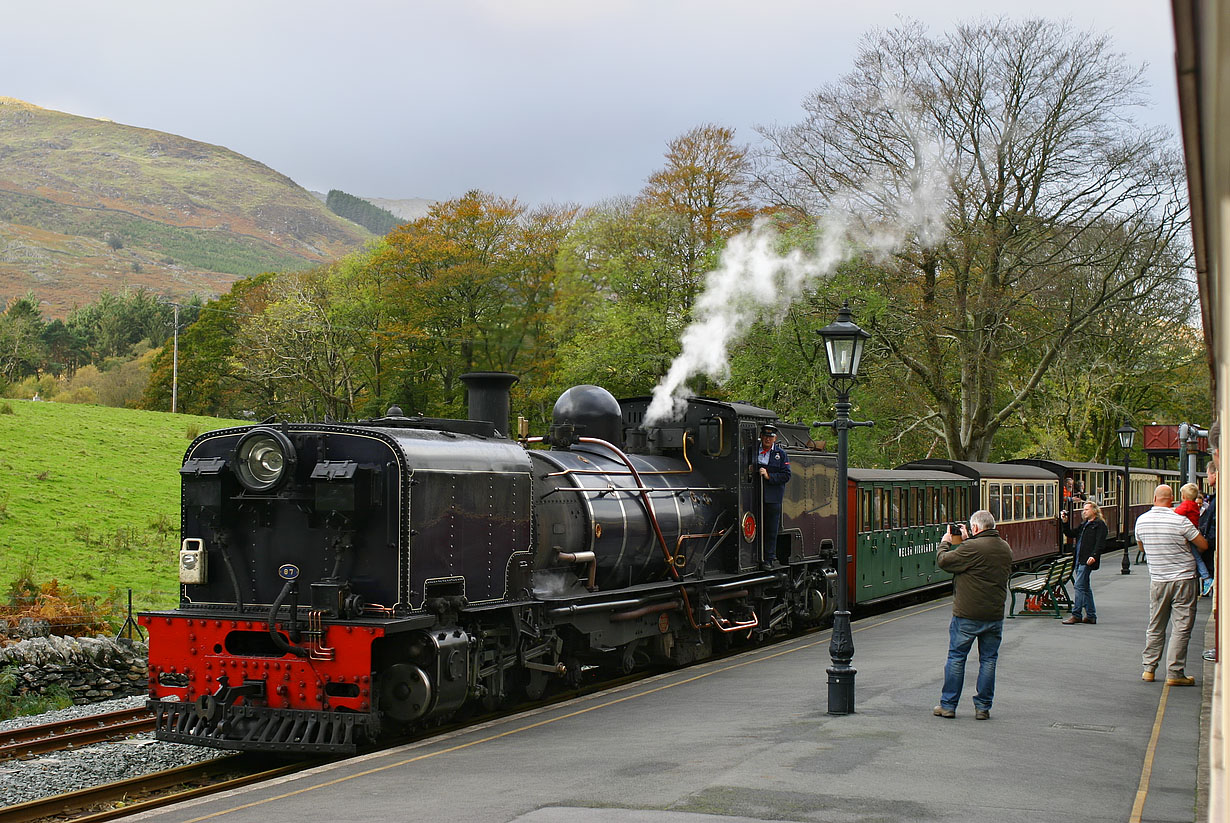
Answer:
[
  {"xmin": 376, "ymin": 191, "xmax": 576, "ymax": 418},
  {"xmin": 551, "ymin": 125, "xmax": 757, "ymax": 402},
  {"xmin": 641, "ymin": 124, "xmax": 755, "ymax": 281},
  {"xmin": 757, "ymin": 19, "xmax": 1193, "ymax": 460}
]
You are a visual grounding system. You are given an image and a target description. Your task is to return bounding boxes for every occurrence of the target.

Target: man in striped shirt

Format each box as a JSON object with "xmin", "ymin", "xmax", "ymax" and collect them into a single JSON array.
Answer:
[{"xmin": 1136, "ymin": 484, "xmax": 1209, "ymax": 685}]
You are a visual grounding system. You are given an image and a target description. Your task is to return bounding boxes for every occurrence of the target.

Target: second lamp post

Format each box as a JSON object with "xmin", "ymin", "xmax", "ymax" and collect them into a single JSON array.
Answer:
[{"xmin": 1117, "ymin": 420, "xmax": 1136, "ymax": 574}]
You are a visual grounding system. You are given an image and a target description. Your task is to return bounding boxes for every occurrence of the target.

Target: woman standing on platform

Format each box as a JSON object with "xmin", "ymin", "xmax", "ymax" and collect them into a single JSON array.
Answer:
[{"xmin": 1060, "ymin": 501, "xmax": 1107, "ymax": 624}]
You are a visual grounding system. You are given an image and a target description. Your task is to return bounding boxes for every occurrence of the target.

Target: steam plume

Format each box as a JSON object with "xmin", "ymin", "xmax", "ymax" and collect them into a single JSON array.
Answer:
[{"xmin": 644, "ymin": 123, "xmax": 950, "ymax": 426}]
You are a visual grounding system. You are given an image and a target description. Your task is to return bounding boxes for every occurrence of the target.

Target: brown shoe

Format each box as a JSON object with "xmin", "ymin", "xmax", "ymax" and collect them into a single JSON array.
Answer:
[
  {"xmin": 1083, "ymin": 617, "xmax": 1097, "ymax": 624},
  {"xmin": 1165, "ymin": 675, "xmax": 1195, "ymax": 686},
  {"xmin": 933, "ymin": 705, "xmax": 955, "ymax": 718},
  {"xmin": 974, "ymin": 708, "xmax": 990, "ymax": 720},
  {"xmin": 1142, "ymin": 671, "xmax": 1155, "ymax": 682},
  {"xmin": 1061, "ymin": 616, "xmax": 1081, "ymax": 624}
]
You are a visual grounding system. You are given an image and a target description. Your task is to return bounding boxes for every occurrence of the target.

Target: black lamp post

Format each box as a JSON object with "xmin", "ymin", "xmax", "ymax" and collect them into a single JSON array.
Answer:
[
  {"xmin": 1117, "ymin": 420, "xmax": 1137, "ymax": 575},
  {"xmin": 818, "ymin": 300, "xmax": 872, "ymax": 715}
]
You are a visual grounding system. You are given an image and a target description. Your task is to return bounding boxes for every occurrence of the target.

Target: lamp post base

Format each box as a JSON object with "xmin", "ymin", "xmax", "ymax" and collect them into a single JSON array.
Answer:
[
  {"xmin": 827, "ymin": 610, "xmax": 856, "ymax": 715},
  {"xmin": 1121, "ymin": 546, "xmax": 1132, "ymax": 574},
  {"xmin": 827, "ymin": 665, "xmax": 857, "ymax": 715}
]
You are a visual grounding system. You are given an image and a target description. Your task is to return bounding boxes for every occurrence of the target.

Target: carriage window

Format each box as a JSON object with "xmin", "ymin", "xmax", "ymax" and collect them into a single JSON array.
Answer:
[
  {"xmin": 941, "ymin": 487, "xmax": 950, "ymax": 521},
  {"xmin": 873, "ymin": 488, "xmax": 884, "ymax": 531},
  {"xmin": 1013, "ymin": 484, "xmax": 1025, "ymax": 523},
  {"xmin": 891, "ymin": 487, "xmax": 902, "ymax": 529},
  {"xmin": 958, "ymin": 487, "xmax": 968, "ymax": 520},
  {"xmin": 906, "ymin": 487, "xmax": 917, "ymax": 527},
  {"xmin": 860, "ymin": 489, "xmax": 872, "ymax": 533},
  {"xmin": 927, "ymin": 488, "xmax": 937, "ymax": 523},
  {"xmin": 1047, "ymin": 482, "xmax": 1056, "ymax": 517},
  {"xmin": 1025, "ymin": 484, "xmax": 1036, "ymax": 519},
  {"xmin": 988, "ymin": 483, "xmax": 1001, "ymax": 522}
]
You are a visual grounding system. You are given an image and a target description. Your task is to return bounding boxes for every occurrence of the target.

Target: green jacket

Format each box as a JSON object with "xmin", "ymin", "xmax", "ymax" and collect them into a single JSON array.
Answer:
[{"xmin": 937, "ymin": 528, "xmax": 1013, "ymax": 621}]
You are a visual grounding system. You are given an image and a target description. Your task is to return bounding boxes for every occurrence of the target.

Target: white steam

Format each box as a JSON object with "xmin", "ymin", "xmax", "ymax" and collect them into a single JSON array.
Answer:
[{"xmin": 643, "ymin": 116, "xmax": 951, "ymax": 426}]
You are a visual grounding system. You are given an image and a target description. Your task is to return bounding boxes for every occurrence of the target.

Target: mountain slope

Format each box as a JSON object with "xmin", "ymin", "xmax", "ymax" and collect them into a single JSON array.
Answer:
[{"xmin": 0, "ymin": 97, "xmax": 372, "ymax": 315}]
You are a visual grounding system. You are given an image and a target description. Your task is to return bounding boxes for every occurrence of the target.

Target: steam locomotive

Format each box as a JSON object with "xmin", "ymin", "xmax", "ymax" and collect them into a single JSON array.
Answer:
[
  {"xmin": 140, "ymin": 373, "xmax": 1167, "ymax": 754},
  {"xmin": 141, "ymin": 374, "xmax": 845, "ymax": 754}
]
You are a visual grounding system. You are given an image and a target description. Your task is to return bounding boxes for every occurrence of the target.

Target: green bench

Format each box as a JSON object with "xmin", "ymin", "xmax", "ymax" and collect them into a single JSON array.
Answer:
[{"xmin": 1007, "ymin": 555, "xmax": 1076, "ymax": 619}]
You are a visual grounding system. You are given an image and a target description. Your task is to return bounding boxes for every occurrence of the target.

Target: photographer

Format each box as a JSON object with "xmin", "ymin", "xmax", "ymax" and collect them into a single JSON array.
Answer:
[
  {"xmin": 1059, "ymin": 501, "xmax": 1106, "ymax": 624},
  {"xmin": 933, "ymin": 510, "xmax": 1013, "ymax": 720}
]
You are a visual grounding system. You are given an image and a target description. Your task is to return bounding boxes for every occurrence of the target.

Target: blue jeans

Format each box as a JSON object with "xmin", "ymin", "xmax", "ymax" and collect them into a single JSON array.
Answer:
[
  {"xmin": 940, "ymin": 616, "xmax": 1003, "ymax": 711},
  {"xmin": 1072, "ymin": 564, "xmax": 1095, "ymax": 619}
]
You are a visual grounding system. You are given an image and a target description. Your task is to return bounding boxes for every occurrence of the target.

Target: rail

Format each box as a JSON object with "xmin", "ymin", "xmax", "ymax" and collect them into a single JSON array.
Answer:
[{"xmin": 0, "ymin": 707, "xmax": 154, "ymax": 761}]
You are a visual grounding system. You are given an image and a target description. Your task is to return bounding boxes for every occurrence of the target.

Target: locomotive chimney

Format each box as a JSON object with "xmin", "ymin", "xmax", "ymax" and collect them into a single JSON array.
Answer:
[{"xmin": 460, "ymin": 372, "xmax": 519, "ymax": 437}]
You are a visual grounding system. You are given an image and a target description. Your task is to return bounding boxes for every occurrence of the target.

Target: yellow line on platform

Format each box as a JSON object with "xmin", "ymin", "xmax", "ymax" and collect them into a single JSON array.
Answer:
[{"xmin": 1129, "ymin": 682, "xmax": 1172, "ymax": 822}]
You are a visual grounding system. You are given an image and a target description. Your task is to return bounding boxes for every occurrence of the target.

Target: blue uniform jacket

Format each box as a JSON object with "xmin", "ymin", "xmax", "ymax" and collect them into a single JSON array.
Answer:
[{"xmin": 753, "ymin": 443, "xmax": 792, "ymax": 504}]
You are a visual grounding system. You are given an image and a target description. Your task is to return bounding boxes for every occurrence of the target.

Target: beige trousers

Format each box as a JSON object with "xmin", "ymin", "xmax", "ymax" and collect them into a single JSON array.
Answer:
[{"xmin": 1143, "ymin": 577, "xmax": 1199, "ymax": 677}]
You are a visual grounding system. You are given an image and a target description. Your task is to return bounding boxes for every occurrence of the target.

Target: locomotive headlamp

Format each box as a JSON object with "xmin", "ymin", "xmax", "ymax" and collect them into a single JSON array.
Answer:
[{"xmin": 233, "ymin": 428, "xmax": 296, "ymax": 492}]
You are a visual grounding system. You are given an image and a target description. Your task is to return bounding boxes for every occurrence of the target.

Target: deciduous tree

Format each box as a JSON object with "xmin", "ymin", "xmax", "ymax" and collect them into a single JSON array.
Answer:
[{"xmin": 758, "ymin": 19, "xmax": 1193, "ymax": 460}]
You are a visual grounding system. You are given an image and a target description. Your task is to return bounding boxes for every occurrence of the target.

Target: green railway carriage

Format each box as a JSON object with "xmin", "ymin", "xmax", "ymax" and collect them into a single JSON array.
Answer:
[{"xmin": 849, "ymin": 468, "xmax": 976, "ymax": 603}]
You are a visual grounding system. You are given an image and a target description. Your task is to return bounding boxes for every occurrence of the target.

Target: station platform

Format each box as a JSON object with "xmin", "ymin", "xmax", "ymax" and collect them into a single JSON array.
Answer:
[{"xmin": 124, "ymin": 557, "xmax": 1214, "ymax": 823}]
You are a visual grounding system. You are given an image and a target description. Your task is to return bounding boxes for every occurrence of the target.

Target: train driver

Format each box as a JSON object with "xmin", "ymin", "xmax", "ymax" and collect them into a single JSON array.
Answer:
[{"xmin": 755, "ymin": 424, "xmax": 792, "ymax": 569}]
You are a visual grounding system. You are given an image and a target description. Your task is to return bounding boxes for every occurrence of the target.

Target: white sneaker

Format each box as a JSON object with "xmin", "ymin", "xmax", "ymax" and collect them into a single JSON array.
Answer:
[{"xmin": 1201, "ymin": 578, "xmax": 1214, "ymax": 597}]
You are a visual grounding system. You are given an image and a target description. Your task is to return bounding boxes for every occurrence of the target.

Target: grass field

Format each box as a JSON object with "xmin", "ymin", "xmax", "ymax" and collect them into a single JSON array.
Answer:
[{"xmin": 0, "ymin": 400, "xmax": 243, "ymax": 615}]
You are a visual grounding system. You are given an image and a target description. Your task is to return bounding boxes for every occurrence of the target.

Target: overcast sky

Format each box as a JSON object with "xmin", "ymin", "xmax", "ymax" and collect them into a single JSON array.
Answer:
[{"xmin": 3, "ymin": 1, "xmax": 1179, "ymax": 207}]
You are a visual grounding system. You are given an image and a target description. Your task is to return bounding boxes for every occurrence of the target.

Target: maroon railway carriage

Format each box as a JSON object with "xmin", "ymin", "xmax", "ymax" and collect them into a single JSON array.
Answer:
[
  {"xmin": 1007, "ymin": 460, "xmax": 1124, "ymax": 548},
  {"xmin": 897, "ymin": 460, "xmax": 1061, "ymax": 565},
  {"xmin": 1127, "ymin": 466, "xmax": 1184, "ymax": 537}
]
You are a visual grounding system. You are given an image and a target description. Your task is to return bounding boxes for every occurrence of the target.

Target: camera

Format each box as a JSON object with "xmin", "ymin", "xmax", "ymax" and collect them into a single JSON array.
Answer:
[{"xmin": 949, "ymin": 523, "xmax": 962, "ymax": 537}]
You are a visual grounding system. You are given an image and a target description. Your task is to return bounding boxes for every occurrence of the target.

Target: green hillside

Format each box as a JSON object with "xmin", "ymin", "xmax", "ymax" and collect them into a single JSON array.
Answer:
[
  {"xmin": 0, "ymin": 97, "xmax": 373, "ymax": 317},
  {"xmin": 0, "ymin": 399, "xmax": 244, "ymax": 614}
]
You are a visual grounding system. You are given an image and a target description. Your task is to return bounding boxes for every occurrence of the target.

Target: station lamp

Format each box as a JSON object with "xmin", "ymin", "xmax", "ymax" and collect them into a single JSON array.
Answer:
[
  {"xmin": 817, "ymin": 300, "xmax": 873, "ymax": 715},
  {"xmin": 1117, "ymin": 420, "xmax": 1137, "ymax": 574}
]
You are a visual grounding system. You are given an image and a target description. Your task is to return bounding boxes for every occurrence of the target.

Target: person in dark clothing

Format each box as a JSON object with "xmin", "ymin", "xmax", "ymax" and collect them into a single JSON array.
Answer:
[
  {"xmin": 934, "ymin": 510, "xmax": 1013, "ymax": 720},
  {"xmin": 753, "ymin": 424, "xmax": 791, "ymax": 569},
  {"xmin": 1060, "ymin": 501, "xmax": 1107, "ymax": 624},
  {"xmin": 1199, "ymin": 465, "xmax": 1216, "ymax": 597}
]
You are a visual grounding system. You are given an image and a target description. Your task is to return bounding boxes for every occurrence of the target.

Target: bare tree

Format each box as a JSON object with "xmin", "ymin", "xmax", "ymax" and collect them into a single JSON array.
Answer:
[{"xmin": 758, "ymin": 19, "xmax": 1192, "ymax": 459}]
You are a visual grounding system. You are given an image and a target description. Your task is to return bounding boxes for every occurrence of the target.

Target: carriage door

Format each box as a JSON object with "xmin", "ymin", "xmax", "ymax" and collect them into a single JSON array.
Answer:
[
  {"xmin": 737, "ymin": 421, "xmax": 761, "ymax": 571},
  {"xmin": 863, "ymin": 483, "xmax": 894, "ymax": 600},
  {"xmin": 900, "ymin": 481, "xmax": 924, "ymax": 586}
]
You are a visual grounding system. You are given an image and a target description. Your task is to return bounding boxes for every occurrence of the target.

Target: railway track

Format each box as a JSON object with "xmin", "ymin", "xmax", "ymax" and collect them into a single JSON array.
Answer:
[
  {"xmin": 0, "ymin": 754, "xmax": 311, "ymax": 823},
  {"xmin": 0, "ymin": 707, "xmax": 154, "ymax": 761}
]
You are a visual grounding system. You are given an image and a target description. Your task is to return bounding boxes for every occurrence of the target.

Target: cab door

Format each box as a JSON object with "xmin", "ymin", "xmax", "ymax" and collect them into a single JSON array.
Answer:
[{"xmin": 737, "ymin": 421, "xmax": 761, "ymax": 571}]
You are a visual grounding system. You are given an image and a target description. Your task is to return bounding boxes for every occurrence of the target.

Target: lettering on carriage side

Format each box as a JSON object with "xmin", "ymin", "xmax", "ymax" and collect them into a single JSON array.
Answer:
[{"xmin": 898, "ymin": 541, "xmax": 941, "ymax": 558}]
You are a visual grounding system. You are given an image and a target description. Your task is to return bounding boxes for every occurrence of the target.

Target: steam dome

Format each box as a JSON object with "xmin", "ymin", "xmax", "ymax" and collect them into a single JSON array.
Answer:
[{"xmin": 552, "ymin": 385, "xmax": 623, "ymax": 446}]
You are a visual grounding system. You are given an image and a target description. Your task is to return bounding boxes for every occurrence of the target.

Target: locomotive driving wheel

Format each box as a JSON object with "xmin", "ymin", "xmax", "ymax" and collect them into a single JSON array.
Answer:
[{"xmin": 377, "ymin": 663, "xmax": 433, "ymax": 723}]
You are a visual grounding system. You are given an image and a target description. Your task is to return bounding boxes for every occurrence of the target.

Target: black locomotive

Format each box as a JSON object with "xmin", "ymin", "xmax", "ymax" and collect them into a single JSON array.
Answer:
[{"xmin": 141, "ymin": 373, "xmax": 842, "ymax": 754}]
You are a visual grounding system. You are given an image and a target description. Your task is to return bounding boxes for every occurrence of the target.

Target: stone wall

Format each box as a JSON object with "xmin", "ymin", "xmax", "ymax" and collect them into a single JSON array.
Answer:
[{"xmin": 0, "ymin": 635, "xmax": 148, "ymax": 705}]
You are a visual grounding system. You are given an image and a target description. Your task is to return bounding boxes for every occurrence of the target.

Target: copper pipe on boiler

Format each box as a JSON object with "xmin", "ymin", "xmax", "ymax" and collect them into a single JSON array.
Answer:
[{"xmin": 556, "ymin": 550, "xmax": 597, "ymax": 590}]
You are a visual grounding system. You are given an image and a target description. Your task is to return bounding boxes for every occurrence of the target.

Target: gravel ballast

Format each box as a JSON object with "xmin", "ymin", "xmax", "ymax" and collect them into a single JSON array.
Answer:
[{"xmin": 0, "ymin": 696, "xmax": 227, "ymax": 808}]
